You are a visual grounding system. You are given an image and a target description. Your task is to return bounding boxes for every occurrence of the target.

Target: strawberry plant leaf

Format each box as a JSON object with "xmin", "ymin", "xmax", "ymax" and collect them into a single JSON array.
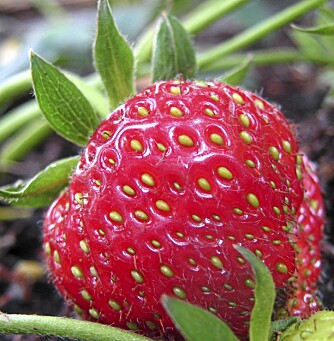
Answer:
[
  {"xmin": 319, "ymin": 7, "xmax": 334, "ymax": 22},
  {"xmin": 65, "ymin": 72, "xmax": 109, "ymax": 118},
  {"xmin": 162, "ymin": 295, "xmax": 239, "ymax": 341},
  {"xmin": 0, "ymin": 156, "xmax": 79, "ymax": 207},
  {"xmin": 94, "ymin": 0, "xmax": 135, "ymax": 110},
  {"xmin": 234, "ymin": 246, "xmax": 275, "ymax": 341},
  {"xmin": 290, "ymin": 5, "xmax": 334, "ymax": 64},
  {"xmin": 290, "ymin": 28, "xmax": 334, "ymax": 65},
  {"xmin": 220, "ymin": 54, "xmax": 253, "ymax": 85},
  {"xmin": 271, "ymin": 316, "xmax": 299, "ymax": 335},
  {"xmin": 280, "ymin": 311, "xmax": 334, "ymax": 340},
  {"xmin": 30, "ymin": 51, "xmax": 100, "ymax": 146},
  {"xmin": 291, "ymin": 23, "xmax": 334, "ymax": 35},
  {"xmin": 152, "ymin": 14, "xmax": 196, "ymax": 82}
]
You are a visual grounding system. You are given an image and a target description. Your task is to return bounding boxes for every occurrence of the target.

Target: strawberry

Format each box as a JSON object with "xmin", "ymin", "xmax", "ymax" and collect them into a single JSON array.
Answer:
[
  {"xmin": 286, "ymin": 155, "xmax": 324, "ymax": 317},
  {"xmin": 44, "ymin": 80, "xmax": 312, "ymax": 339}
]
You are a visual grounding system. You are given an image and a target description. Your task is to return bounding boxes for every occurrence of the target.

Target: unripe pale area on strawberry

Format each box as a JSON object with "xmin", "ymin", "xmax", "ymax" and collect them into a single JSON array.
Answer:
[{"xmin": 0, "ymin": 0, "xmax": 331, "ymax": 340}]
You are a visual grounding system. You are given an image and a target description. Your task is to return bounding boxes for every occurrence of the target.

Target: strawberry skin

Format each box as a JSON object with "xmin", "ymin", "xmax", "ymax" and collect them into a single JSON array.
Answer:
[
  {"xmin": 44, "ymin": 80, "xmax": 308, "ymax": 339},
  {"xmin": 287, "ymin": 155, "xmax": 324, "ymax": 317}
]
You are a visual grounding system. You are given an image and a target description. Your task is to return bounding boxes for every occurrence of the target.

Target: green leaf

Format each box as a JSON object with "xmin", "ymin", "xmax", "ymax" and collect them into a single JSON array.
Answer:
[
  {"xmin": 135, "ymin": 0, "xmax": 249, "ymax": 67},
  {"xmin": 65, "ymin": 72, "xmax": 109, "ymax": 118},
  {"xmin": 30, "ymin": 51, "xmax": 100, "ymax": 146},
  {"xmin": 271, "ymin": 316, "xmax": 299, "ymax": 337},
  {"xmin": 234, "ymin": 246, "xmax": 275, "ymax": 341},
  {"xmin": 94, "ymin": 0, "xmax": 135, "ymax": 110},
  {"xmin": 220, "ymin": 55, "xmax": 253, "ymax": 85},
  {"xmin": 291, "ymin": 23, "xmax": 334, "ymax": 35},
  {"xmin": 280, "ymin": 311, "xmax": 334, "ymax": 341},
  {"xmin": 319, "ymin": 7, "xmax": 334, "ymax": 22},
  {"xmin": 291, "ymin": 28, "xmax": 334, "ymax": 65},
  {"xmin": 162, "ymin": 295, "xmax": 239, "ymax": 341},
  {"xmin": 152, "ymin": 14, "xmax": 196, "ymax": 82},
  {"xmin": 0, "ymin": 156, "xmax": 79, "ymax": 207},
  {"xmin": 290, "ymin": 4, "xmax": 334, "ymax": 64}
]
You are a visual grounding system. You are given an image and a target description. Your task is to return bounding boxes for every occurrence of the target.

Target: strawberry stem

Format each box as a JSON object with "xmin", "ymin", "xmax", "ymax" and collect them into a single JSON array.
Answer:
[
  {"xmin": 0, "ymin": 120, "xmax": 52, "ymax": 170},
  {"xmin": 0, "ymin": 102, "xmax": 40, "ymax": 144},
  {"xmin": 0, "ymin": 71, "xmax": 105, "ymax": 169},
  {"xmin": 0, "ymin": 207, "xmax": 32, "ymax": 221},
  {"xmin": 202, "ymin": 48, "xmax": 333, "ymax": 72},
  {"xmin": 0, "ymin": 313, "xmax": 152, "ymax": 341},
  {"xmin": 135, "ymin": 0, "xmax": 248, "ymax": 65},
  {"xmin": 0, "ymin": 70, "xmax": 32, "ymax": 108},
  {"xmin": 182, "ymin": 0, "xmax": 249, "ymax": 35},
  {"xmin": 198, "ymin": 0, "xmax": 326, "ymax": 70}
]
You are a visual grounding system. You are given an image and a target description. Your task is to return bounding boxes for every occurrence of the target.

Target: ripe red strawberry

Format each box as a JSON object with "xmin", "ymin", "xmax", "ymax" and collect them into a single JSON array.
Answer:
[
  {"xmin": 286, "ymin": 156, "xmax": 324, "ymax": 317},
  {"xmin": 44, "ymin": 80, "xmax": 311, "ymax": 339}
]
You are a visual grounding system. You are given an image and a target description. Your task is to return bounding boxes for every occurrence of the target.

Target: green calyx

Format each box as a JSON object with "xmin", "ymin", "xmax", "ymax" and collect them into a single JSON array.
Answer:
[{"xmin": 280, "ymin": 311, "xmax": 334, "ymax": 340}]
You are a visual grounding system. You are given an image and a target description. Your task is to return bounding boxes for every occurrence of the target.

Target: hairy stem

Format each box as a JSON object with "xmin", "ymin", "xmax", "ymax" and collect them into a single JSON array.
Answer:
[{"xmin": 0, "ymin": 313, "xmax": 151, "ymax": 341}]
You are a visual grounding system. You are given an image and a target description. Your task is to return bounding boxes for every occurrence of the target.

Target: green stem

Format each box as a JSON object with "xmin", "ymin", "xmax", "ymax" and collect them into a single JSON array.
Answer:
[
  {"xmin": 183, "ymin": 0, "xmax": 249, "ymax": 35},
  {"xmin": 0, "ymin": 72, "xmax": 105, "ymax": 154},
  {"xmin": 0, "ymin": 101, "xmax": 40, "ymax": 143},
  {"xmin": 0, "ymin": 120, "xmax": 52, "ymax": 169},
  {"xmin": 0, "ymin": 70, "xmax": 104, "ymax": 115},
  {"xmin": 29, "ymin": 0, "xmax": 67, "ymax": 21},
  {"xmin": 198, "ymin": 0, "xmax": 326, "ymax": 70},
  {"xmin": 0, "ymin": 71, "xmax": 32, "ymax": 109},
  {"xmin": 0, "ymin": 313, "xmax": 151, "ymax": 341},
  {"xmin": 0, "ymin": 207, "xmax": 32, "ymax": 221},
  {"xmin": 204, "ymin": 48, "xmax": 333, "ymax": 71},
  {"xmin": 135, "ymin": 0, "xmax": 249, "ymax": 66},
  {"xmin": 0, "ymin": 71, "xmax": 107, "ymax": 166}
]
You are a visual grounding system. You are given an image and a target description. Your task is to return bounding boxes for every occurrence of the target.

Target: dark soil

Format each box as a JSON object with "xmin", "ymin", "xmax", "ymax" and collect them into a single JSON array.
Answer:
[{"xmin": 1, "ymin": 2, "xmax": 334, "ymax": 340}]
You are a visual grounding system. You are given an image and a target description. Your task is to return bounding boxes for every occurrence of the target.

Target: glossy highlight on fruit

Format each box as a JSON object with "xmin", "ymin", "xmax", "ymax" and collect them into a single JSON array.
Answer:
[{"xmin": 43, "ymin": 80, "xmax": 323, "ymax": 339}]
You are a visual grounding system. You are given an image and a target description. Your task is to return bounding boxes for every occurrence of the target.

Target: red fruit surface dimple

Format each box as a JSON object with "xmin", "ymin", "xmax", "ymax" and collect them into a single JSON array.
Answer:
[{"xmin": 44, "ymin": 80, "xmax": 311, "ymax": 339}]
